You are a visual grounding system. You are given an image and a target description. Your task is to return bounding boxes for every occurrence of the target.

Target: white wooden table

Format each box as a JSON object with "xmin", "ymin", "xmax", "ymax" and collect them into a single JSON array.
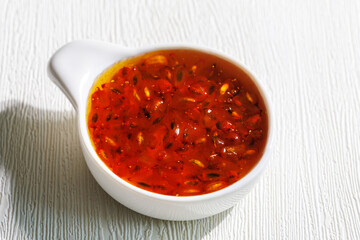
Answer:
[{"xmin": 1, "ymin": 0, "xmax": 359, "ymax": 239}]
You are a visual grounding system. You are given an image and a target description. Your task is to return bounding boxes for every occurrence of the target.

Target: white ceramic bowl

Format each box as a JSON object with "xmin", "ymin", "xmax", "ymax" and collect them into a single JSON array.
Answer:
[{"xmin": 48, "ymin": 40, "xmax": 273, "ymax": 221}]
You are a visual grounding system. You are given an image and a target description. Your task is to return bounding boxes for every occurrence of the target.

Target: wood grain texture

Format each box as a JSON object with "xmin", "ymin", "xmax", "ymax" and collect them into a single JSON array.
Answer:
[{"xmin": 0, "ymin": 0, "xmax": 359, "ymax": 239}]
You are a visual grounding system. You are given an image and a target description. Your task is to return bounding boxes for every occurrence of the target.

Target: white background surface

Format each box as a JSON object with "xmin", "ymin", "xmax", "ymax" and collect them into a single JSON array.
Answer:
[{"xmin": 0, "ymin": 0, "xmax": 359, "ymax": 239}]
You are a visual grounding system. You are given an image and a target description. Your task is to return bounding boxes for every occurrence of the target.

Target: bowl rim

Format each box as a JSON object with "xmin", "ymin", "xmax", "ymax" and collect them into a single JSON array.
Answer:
[{"xmin": 78, "ymin": 43, "xmax": 274, "ymax": 203}]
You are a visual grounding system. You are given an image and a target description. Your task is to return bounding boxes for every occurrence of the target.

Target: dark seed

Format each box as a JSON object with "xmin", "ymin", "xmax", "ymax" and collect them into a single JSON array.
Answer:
[
  {"xmin": 170, "ymin": 121, "xmax": 175, "ymax": 129},
  {"xmin": 207, "ymin": 113, "xmax": 216, "ymax": 120},
  {"xmin": 92, "ymin": 113, "xmax": 98, "ymax": 123},
  {"xmin": 127, "ymin": 133, "xmax": 132, "ymax": 139},
  {"xmin": 122, "ymin": 68, "xmax": 127, "ymax": 75},
  {"xmin": 155, "ymin": 185, "xmax": 166, "ymax": 190},
  {"xmin": 163, "ymin": 131, "xmax": 169, "ymax": 141},
  {"xmin": 176, "ymin": 70, "xmax": 183, "ymax": 81},
  {"xmin": 166, "ymin": 142, "xmax": 173, "ymax": 149},
  {"xmin": 212, "ymin": 136, "xmax": 217, "ymax": 145},
  {"xmin": 216, "ymin": 121, "xmax": 221, "ymax": 129},
  {"xmin": 178, "ymin": 144, "xmax": 190, "ymax": 152},
  {"xmin": 133, "ymin": 76, "xmax": 138, "ymax": 85},
  {"xmin": 138, "ymin": 182, "xmax": 151, "ymax": 187},
  {"xmin": 142, "ymin": 108, "xmax": 151, "ymax": 119},
  {"xmin": 116, "ymin": 147, "xmax": 122, "ymax": 154},
  {"xmin": 207, "ymin": 173, "xmax": 220, "ymax": 178},
  {"xmin": 209, "ymin": 85, "xmax": 215, "ymax": 94},
  {"xmin": 106, "ymin": 114, "xmax": 112, "ymax": 121},
  {"xmin": 152, "ymin": 118, "xmax": 161, "ymax": 124},
  {"xmin": 112, "ymin": 88, "xmax": 121, "ymax": 94},
  {"xmin": 202, "ymin": 101, "xmax": 210, "ymax": 108},
  {"xmin": 176, "ymin": 147, "xmax": 186, "ymax": 152}
]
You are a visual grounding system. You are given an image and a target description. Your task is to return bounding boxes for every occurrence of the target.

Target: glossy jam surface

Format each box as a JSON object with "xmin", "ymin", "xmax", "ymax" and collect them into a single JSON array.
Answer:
[{"xmin": 87, "ymin": 49, "xmax": 268, "ymax": 196}]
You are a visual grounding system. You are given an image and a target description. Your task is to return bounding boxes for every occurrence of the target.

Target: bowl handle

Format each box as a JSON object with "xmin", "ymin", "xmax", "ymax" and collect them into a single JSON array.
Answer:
[{"xmin": 47, "ymin": 40, "xmax": 133, "ymax": 110}]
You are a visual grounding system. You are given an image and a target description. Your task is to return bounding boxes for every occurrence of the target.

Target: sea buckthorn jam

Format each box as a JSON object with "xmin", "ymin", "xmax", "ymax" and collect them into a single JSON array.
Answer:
[{"xmin": 87, "ymin": 49, "xmax": 268, "ymax": 196}]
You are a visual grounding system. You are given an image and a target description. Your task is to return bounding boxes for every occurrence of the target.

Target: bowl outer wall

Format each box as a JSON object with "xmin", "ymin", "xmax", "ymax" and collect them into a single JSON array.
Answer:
[{"xmin": 75, "ymin": 42, "xmax": 273, "ymax": 220}]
